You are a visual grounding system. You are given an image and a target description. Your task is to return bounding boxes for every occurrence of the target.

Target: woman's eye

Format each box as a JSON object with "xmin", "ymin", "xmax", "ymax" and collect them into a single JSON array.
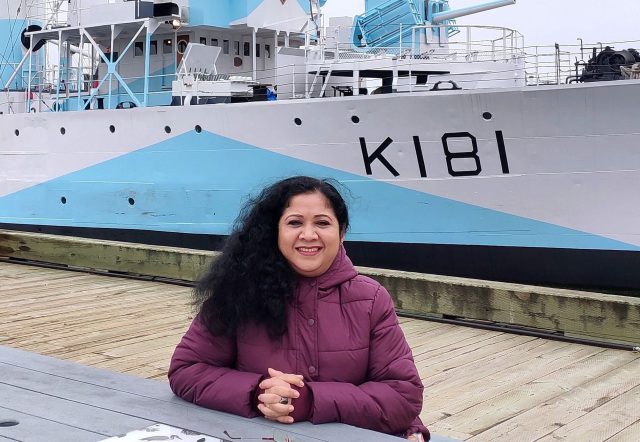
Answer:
[
  {"xmin": 316, "ymin": 220, "xmax": 331, "ymax": 227},
  {"xmin": 287, "ymin": 220, "xmax": 302, "ymax": 226}
]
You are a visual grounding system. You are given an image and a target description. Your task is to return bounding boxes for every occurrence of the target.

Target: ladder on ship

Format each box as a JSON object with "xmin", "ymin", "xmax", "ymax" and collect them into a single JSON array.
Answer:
[{"xmin": 306, "ymin": 65, "xmax": 333, "ymax": 98}]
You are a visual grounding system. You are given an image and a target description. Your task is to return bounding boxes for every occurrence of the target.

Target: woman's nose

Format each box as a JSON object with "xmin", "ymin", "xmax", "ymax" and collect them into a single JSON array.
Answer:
[{"xmin": 299, "ymin": 224, "xmax": 318, "ymax": 239}]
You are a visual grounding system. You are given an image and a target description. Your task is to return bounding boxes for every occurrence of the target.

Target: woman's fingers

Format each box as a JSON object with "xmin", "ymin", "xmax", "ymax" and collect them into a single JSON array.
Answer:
[
  {"xmin": 259, "ymin": 376, "xmax": 290, "ymax": 390},
  {"xmin": 258, "ymin": 387, "xmax": 300, "ymax": 404},
  {"xmin": 265, "ymin": 414, "xmax": 295, "ymax": 424},
  {"xmin": 257, "ymin": 402, "xmax": 294, "ymax": 421},
  {"xmin": 267, "ymin": 367, "xmax": 304, "ymax": 387}
]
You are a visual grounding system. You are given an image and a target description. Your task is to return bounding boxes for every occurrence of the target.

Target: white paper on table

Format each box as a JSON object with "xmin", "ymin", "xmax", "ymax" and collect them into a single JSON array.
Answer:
[{"xmin": 99, "ymin": 423, "xmax": 230, "ymax": 441}]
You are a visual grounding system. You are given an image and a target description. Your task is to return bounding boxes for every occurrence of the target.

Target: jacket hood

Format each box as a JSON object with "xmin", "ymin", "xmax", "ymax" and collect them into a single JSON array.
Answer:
[{"xmin": 302, "ymin": 245, "xmax": 357, "ymax": 289}]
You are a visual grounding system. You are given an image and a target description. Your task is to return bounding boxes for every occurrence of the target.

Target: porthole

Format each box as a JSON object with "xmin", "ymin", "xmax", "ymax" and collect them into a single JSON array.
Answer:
[
  {"xmin": 195, "ymin": 125, "xmax": 202, "ymax": 133},
  {"xmin": 128, "ymin": 197, "xmax": 135, "ymax": 206},
  {"xmin": 14, "ymin": 129, "xmax": 19, "ymax": 136},
  {"xmin": 351, "ymin": 115, "xmax": 360, "ymax": 124},
  {"xmin": 60, "ymin": 196, "xmax": 67, "ymax": 204},
  {"xmin": 60, "ymin": 127, "xmax": 66, "ymax": 135},
  {"xmin": 109, "ymin": 125, "xmax": 116, "ymax": 133},
  {"xmin": 482, "ymin": 112, "xmax": 493, "ymax": 121},
  {"xmin": 164, "ymin": 125, "xmax": 172, "ymax": 134},
  {"xmin": 294, "ymin": 118, "xmax": 302, "ymax": 126}
]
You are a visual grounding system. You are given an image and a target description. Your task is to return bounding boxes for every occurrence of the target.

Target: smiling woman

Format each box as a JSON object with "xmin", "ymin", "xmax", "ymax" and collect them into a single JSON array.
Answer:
[
  {"xmin": 168, "ymin": 176, "xmax": 430, "ymax": 441},
  {"xmin": 277, "ymin": 191, "xmax": 344, "ymax": 277}
]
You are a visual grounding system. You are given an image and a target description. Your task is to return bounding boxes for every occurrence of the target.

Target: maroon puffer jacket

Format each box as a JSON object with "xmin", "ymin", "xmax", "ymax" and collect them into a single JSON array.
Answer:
[{"xmin": 169, "ymin": 246, "xmax": 429, "ymax": 439}]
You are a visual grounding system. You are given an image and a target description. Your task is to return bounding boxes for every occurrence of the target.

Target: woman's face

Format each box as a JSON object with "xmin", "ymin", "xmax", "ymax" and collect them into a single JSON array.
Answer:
[{"xmin": 278, "ymin": 191, "xmax": 343, "ymax": 278}]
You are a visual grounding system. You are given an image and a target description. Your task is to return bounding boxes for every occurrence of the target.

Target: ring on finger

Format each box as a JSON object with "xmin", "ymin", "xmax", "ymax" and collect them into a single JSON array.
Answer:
[{"xmin": 278, "ymin": 396, "xmax": 289, "ymax": 405}]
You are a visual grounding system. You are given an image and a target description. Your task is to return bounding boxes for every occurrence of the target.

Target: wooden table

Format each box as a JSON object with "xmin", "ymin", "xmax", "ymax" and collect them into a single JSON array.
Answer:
[{"xmin": 0, "ymin": 346, "xmax": 456, "ymax": 442}]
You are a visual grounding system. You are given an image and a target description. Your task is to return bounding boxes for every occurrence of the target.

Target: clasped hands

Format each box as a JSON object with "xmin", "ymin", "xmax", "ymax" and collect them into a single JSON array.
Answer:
[{"xmin": 257, "ymin": 367, "xmax": 304, "ymax": 424}]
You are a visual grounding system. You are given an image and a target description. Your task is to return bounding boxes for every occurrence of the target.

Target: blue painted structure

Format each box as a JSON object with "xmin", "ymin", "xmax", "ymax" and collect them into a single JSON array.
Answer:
[
  {"xmin": 188, "ymin": 0, "xmax": 327, "ymax": 27},
  {"xmin": 0, "ymin": 19, "xmax": 27, "ymax": 90}
]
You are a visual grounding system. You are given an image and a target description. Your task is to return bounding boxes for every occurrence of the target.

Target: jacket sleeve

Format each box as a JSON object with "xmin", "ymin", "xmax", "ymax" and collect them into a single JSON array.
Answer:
[
  {"xmin": 307, "ymin": 285, "xmax": 427, "ymax": 436},
  {"xmin": 168, "ymin": 315, "xmax": 263, "ymax": 418}
]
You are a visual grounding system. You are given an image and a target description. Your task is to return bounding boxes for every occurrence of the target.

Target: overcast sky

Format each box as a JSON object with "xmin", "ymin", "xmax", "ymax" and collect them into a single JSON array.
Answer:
[{"xmin": 321, "ymin": 0, "xmax": 640, "ymax": 50}]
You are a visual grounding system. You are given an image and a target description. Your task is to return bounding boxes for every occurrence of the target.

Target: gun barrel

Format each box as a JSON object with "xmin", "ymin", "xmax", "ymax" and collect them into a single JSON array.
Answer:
[{"xmin": 432, "ymin": 0, "xmax": 516, "ymax": 24}]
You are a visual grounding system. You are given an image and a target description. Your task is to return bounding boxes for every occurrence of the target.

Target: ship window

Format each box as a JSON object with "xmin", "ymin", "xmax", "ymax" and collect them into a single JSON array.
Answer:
[
  {"xmin": 163, "ymin": 39, "xmax": 173, "ymax": 54},
  {"xmin": 244, "ymin": 42, "xmax": 250, "ymax": 56},
  {"xmin": 100, "ymin": 51, "xmax": 118, "ymax": 63},
  {"xmin": 178, "ymin": 40, "xmax": 188, "ymax": 54},
  {"xmin": 223, "ymin": 40, "xmax": 229, "ymax": 54},
  {"xmin": 134, "ymin": 42, "xmax": 143, "ymax": 56},
  {"xmin": 200, "ymin": 37, "xmax": 206, "ymax": 45},
  {"xmin": 234, "ymin": 41, "xmax": 240, "ymax": 55},
  {"xmin": 212, "ymin": 38, "xmax": 219, "ymax": 47},
  {"xmin": 150, "ymin": 40, "xmax": 157, "ymax": 55},
  {"xmin": 256, "ymin": 44, "xmax": 261, "ymax": 58},
  {"xmin": 265, "ymin": 44, "xmax": 271, "ymax": 58}
]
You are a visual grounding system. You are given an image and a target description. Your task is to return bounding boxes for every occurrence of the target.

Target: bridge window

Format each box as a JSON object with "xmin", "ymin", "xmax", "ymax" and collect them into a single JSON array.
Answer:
[
  {"xmin": 265, "ymin": 44, "xmax": 271, "ymax": 58},
  {"xmin": 134, "ymin": 42, "xmax": 143, "ymax": 56},
  {"xmin": 163, "ymin": 39, "xmax": 173, "ymax": 54},
  {"xmin": 223, "ymin": 40, "xmax": 229, "ymax": 54},
  {"xmin": 212, "ymin": 38, "xmax": 219, "ymax": 47},
  {"xmin": 150, "ymin": 40, "xmax": 157, "ymax": 55}
]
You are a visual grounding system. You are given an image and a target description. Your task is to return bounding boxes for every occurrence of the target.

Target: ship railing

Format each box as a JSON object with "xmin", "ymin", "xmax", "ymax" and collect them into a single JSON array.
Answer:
[
  {"xmin": 519, "ymin": 40, "xmax": 640, "ymax": 86},
  {"xmin": 306, "ymin": 24, "xmax": 525, "ymax": 65},
  {"xmin": 24, "ymin": 0, "xmax": 71, "ymax": 28},
  {"xmin": 3, "ymin": 68, "xmax": 181, "ymax": 113},
  {"xmin": 522, "ymin": 44, "xmax": 573, "ymax": 86}
]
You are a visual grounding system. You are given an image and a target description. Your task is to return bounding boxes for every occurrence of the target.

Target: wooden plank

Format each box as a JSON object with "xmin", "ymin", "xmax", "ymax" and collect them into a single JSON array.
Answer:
[
  {"xmin": 432, "ymin": 348, "xmax": 636, "ymax": 436},
  {"xmin": 422, "ymin": 343, "xmax": 603, "ymax": 425},
  {"xmin": 0, "ymin": 407, "xmax": 104, "ymax": 442},
  {"xmin": 469, "ymin": 358, "xmax": 640, "ymax": 441},
  {"xmin": 0, "ymin": 230, "xmax": 215, "ymax": 282},
  {"xmin": 423, "ymin": 338, "xmax": 560, "ymax": 391},
  {"xmin": 537, "ymin": 385, "xmax": 640, "ymax": 441},
  {"xmin": 0, "ymin": 382, "xmax": 154, "ymax": 435},
  {"xmin": 0, "ymin": 348, "xmax": 408, "ymax": 442},
  {"xmin": 369, "ymin": 268, "xmax": 640, "ymax": 345},
  {"xmin": 606, "ymin": 420, "xmax": 640, "ymax": 441}
]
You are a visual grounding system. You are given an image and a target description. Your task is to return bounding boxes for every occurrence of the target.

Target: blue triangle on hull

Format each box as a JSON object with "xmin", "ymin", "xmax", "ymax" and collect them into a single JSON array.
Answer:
[{"xmin": 0, "ymin": 130, "xmax": 637, "ymax": 251}]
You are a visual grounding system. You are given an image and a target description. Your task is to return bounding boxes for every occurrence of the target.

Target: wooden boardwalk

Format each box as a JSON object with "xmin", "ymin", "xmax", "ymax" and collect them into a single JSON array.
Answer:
[{"xmin": 1, "ymin": 260, "xmax": 639, "ymax": 441}]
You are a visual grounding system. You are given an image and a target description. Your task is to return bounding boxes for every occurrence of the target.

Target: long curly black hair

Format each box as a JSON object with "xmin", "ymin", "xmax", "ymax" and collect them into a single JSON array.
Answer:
[{"xmin": 195, "ymin": 176, "xmax": 350, "ymax": 338}]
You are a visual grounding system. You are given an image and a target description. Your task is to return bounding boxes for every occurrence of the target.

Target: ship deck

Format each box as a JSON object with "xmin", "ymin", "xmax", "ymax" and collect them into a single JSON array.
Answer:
[{"xmin": 1, "ymin": 260, "xmax": 639, "ymax": 441}]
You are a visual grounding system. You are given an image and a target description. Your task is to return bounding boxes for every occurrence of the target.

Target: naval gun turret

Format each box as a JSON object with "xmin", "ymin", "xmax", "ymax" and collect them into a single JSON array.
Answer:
[{"xmin": 352, "ymin": 0, "xmax": 516, "ymax": 50}]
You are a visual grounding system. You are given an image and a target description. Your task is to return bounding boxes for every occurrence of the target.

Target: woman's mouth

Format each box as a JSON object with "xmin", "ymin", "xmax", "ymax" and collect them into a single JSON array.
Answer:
[{"xmin": 296, "ymin": 246, "xmax": 322, "ymax": 256}]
